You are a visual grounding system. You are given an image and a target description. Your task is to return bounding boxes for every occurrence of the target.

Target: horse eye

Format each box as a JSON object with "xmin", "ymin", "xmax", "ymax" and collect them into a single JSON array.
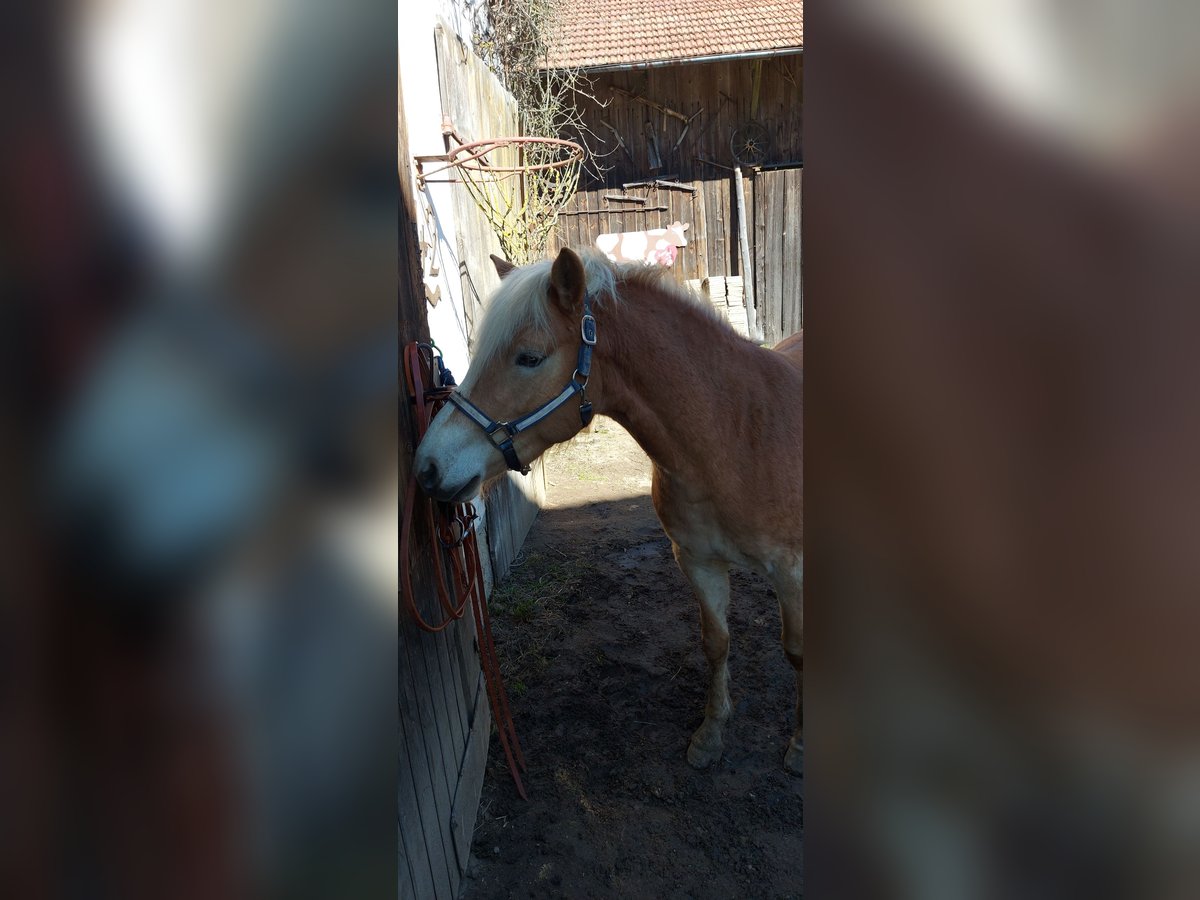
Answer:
[{"xmin": 516, "ymin": 352, "xmax": 545, "ymax": 368}]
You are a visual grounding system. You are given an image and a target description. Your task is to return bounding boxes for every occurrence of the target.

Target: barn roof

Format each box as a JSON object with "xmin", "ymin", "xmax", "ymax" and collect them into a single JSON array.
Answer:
[{"xmin": 545, "ymin": 0, "xmax": 803, "ymax": 71}]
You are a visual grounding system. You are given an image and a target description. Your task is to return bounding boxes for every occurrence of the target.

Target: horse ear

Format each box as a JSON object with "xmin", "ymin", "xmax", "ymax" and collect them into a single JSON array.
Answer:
[
  {"xmin": 490, "ymin": 254, "xmax": 516, "ymax": 280},
  {"xmin": 548, "ymin": 247, "xmax": 585, "ymax": 314}
]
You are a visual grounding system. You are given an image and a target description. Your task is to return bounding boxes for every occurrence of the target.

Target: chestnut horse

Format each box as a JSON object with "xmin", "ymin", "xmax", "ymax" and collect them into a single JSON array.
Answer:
[{"xmin": 414, "ymin": 247, "xmax": 803, "ymax": 772}]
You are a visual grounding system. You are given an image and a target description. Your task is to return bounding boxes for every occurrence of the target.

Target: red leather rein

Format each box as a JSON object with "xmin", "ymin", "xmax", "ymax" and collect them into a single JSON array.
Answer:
[{"xmin": 401, "ymin": 342, "xmax": 527, "ymax": 800}]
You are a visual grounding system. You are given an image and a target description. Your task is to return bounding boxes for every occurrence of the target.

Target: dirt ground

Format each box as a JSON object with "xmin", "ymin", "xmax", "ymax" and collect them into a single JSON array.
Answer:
[{"xmin": 462, "ymin": 419, "xmax": 802, "ymax": 900}]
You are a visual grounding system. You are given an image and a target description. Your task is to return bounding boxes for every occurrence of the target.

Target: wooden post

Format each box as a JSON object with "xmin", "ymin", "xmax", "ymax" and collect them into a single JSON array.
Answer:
[
  {"xmin": 750, "ymin": 60, "xmax": 763, "ymax": 120},
  {"xmin": 733, "ymin": 166, "xmax": 761, "ymax": 342}
]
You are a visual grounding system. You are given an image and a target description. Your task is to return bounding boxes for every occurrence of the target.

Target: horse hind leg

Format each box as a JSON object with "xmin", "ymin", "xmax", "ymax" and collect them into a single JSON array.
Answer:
[
  {"xmin": 673, "ymin": 547, "xmax": 732, "ymax": 769},
  {"xmin": 775, "ymin": 563, "xmax": 804, "ymax": 775}
]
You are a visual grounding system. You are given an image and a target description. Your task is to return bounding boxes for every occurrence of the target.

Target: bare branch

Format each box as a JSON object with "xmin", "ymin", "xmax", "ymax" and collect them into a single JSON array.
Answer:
[{"xmin": 464, "ymin": 0, "xmax": 606, "ymax": 262}]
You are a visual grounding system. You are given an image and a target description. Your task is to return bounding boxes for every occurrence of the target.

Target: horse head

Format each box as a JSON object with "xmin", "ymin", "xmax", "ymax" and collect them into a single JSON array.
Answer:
[{"xmin": 414, "ymin": 247, "xmax": 601, "ymax": 502}]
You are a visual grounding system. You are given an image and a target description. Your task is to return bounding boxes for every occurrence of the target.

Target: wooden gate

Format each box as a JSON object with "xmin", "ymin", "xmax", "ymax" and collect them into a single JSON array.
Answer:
[
  {"xmin": 753, "ymin": 166, "xmax": 804, "ymax": 343},
  {"xmin": 399, "ymin": 70, "xmax": 490, "ymax": 900},
  {"xmin": 400, "ymin": 21, "xmax": 550, "ymax": 899}
]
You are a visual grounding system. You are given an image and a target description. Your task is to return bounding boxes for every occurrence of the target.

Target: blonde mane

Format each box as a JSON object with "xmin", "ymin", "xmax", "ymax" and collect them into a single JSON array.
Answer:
[{"xmin": 466, "ymin": 251, "xmax": 729, "ymax": 384}]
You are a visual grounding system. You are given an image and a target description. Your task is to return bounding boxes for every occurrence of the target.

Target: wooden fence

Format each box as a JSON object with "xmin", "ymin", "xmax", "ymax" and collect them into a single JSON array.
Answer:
[
  {"xmin": 753, "ymin": 166, "xmax": 804, "ymax": 342},
  {"xmin": 400, "ymin": 69, "xmax": 488, "ymax": 900},
  {"xmin": 434, "ymin": 19, "xmax": 545, "ymax": 584},
  {"xmin": 400, "ymin": 25, "xmax": 547, "ymax": 897},
  {"xmin": 551, "ymin": 165, "xmax": 803, "ymax": 344}
]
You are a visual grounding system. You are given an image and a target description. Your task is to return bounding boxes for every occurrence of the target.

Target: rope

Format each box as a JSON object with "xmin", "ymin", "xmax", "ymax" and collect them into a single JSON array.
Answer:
[{"xmin": 401, "ymin": 342, "xmax": 528, "ymax": 799}]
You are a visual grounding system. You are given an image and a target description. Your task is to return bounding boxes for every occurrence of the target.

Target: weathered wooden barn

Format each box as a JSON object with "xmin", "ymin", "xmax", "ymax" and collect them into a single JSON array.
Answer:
[{"xmin": 548, "ymin": 0, "xmax": 804, "ymax": 342}]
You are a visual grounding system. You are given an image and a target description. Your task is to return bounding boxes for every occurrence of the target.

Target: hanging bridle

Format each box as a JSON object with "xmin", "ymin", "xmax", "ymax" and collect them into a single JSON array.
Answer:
[{"xmin": 446, "ymin": 292, "xmax": 597, "ymax": 475}]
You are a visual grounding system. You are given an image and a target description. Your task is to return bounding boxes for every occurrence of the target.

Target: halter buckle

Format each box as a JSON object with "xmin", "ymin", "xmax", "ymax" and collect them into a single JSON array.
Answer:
[{"xmin": 580, "ymin": 314, "xmax": 597, "ymax": 346}]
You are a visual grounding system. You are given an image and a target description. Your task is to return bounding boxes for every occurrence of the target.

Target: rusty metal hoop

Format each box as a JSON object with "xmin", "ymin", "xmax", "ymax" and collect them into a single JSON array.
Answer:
[
  {"xmin": 451, "ymin": 136, "xmax": 584, "ymax": 173},
  {"xmin": 416, "ymin": 134, "xmax": 585, "ymax": 264},
  {"xmin": 417, "ymin": 136, "xmax": 584, "ymax": 185}
]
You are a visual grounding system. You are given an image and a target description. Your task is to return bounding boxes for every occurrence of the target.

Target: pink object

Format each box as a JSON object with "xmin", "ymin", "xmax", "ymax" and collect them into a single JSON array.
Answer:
[{"xmin": 595, "ymin": 221, "xmax": 689, "ymax": 267}]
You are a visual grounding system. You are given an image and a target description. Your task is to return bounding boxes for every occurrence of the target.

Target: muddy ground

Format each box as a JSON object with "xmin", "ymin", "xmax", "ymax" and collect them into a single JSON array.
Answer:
[{"xmin": 462, "ymin": 419, "xmax": 802, "ymax": 900}]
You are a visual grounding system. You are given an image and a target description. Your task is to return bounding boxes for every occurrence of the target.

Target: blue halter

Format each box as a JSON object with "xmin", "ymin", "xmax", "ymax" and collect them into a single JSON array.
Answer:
[{"xmin": 446, "ymin": 293, "xmax": 597, "ymax": 475}]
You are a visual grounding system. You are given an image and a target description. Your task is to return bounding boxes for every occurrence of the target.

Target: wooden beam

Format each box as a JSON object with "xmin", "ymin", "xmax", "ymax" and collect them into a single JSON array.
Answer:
[
  {"xmin": 653, "ymin": 179, "xmax": 698, "ymax": 193},
  {"xmin": 673, "ymin": 108, "xmax": 704, "ymax": 150},
  {"xmin": 599, "ymin": 119, "xmax": 635, "ymax": 165},
  {"xmin": 610, "ymin": 85, "xmax": 690, "ymax": 123},
  {"xmin": 751, "ymin": 59, "xmax": 764, "ymax": 120},
  {"xmin": 557, "ymin": 205, "xmax": 669, "ymax": 216},
  {"xmin": 449, "ymin": 677, "xmax": 490, "ymax": 872},
  {"xmin": 622, "ymin": 175, "xmax": 678, "ymax": 188},
  {"xmin": 733, "ymin": 165, "xmax": 761, "ymax": 341}
]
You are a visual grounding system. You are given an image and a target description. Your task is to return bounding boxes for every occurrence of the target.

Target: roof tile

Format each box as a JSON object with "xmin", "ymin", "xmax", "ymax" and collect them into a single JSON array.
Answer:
[{"xmin": 546, "ymin": 0, "xmax": 803, "ymax": 69}]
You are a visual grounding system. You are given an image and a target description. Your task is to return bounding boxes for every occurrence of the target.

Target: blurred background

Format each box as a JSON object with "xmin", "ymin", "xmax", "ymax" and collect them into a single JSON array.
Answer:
[
  {"xmin": 1, "ymin": 0, "xmax": 396, "ymax": 897},
  {"xmin": 4, "ymin": 0, "xmax": 1200, "ymax": 897},
  {"xmin": 806, "ymin": 1, "xmax": 1200, "ymax": 899}
]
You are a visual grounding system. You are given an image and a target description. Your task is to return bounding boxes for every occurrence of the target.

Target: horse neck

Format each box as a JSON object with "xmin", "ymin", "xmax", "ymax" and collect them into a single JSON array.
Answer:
[{"xmin": 594, "ymin": 279, "xmax": 756, "ymax": 475}]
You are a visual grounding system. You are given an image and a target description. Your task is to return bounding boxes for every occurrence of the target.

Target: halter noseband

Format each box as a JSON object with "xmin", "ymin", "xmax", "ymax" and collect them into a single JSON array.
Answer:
[{"xmin": 446, "ymin": 292, "xmax": 597, "ymax": 475}]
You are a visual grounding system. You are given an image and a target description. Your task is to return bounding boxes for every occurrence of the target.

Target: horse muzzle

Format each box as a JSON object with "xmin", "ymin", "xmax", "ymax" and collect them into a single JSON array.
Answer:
[{"xmin": 415, "ymin": 456, "xmax": 481, "ymax": 504}]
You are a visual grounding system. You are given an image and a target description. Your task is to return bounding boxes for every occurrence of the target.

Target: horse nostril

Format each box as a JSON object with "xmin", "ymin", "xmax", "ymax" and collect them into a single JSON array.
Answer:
[{"xmin": 417, "ymin": 459, "xmax": 439, "ymax": 494}]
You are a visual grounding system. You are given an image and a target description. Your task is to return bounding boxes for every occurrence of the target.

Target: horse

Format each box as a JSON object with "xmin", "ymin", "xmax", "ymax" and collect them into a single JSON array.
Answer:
[{"xmin": 414, "ymin": 247, "xmax": 803, "ymax": 773}]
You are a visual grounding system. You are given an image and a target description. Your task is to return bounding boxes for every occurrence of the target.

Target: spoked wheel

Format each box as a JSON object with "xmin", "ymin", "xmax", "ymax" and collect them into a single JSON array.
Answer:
[{"xmin": 730, "ymin": 121, "xmax": 770, "ymax": 167}]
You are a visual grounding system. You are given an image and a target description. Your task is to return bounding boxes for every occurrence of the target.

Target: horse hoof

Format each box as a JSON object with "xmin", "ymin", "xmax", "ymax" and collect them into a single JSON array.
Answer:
[
  {"xmin": 687, "ymin": 740, "xmax": 723, "ymax": 770},
  {"xmin": 783, "ymin": 742, "xmax": 803, "ymax": 775}
]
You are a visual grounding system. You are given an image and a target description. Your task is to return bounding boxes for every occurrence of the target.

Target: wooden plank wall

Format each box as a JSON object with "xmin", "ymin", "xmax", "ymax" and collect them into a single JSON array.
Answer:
[
  {"xmin": 434, "ymin": 19, "xmax": 546, "ymax": 585},
  {"xmin": 550, "ymin": 166, "xmax": 803, "ymax": 346},
  {"xmin": 399, "ymin": 55, "xmax": 496, "ymax": 900},
  {"xmin": 549, "ymin": 179, "xmax": 723, "ymax": 282},
  {"xmin": 549, "ymin": 168, "xmax": 806, "ymax": 340},
  {"xmin": 567, "ymin": 54, "xmax": 803, "ymax": 188},
  {"xmin": 752, "ymin": 166, "xmax": 803, "ymax": 343},
  {"xmin": 549, "ymin": 174, "xmax": 801, "ymax": 350},
  {"xmin": 433, "ymin": 19, "xmax": 519, "ymax": 348},
  {"xmin": 551, "ymin": 54, "xmax": 803, "ymax": 340}
]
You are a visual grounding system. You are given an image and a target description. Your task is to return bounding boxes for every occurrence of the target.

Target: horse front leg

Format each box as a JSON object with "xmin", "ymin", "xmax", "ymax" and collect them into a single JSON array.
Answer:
[
  {"xmin": 775, "ymin": 563, "xmax": 804, "ymax": 775},
  {"xmin": 673, "ymin": 547, "xmax": 733, "ymax": 769}
]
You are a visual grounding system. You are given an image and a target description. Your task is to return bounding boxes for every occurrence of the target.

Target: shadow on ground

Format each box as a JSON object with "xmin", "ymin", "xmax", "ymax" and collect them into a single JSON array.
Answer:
[{"xmin": 462, "ymin": 421, "xmax": 802, "ymax": 900}]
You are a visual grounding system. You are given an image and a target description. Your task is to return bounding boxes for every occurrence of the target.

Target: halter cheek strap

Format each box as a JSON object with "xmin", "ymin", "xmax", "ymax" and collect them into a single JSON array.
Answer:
[{"xmin": 447, "ymin": 292, "xmax": 597, "ymax": 475}]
